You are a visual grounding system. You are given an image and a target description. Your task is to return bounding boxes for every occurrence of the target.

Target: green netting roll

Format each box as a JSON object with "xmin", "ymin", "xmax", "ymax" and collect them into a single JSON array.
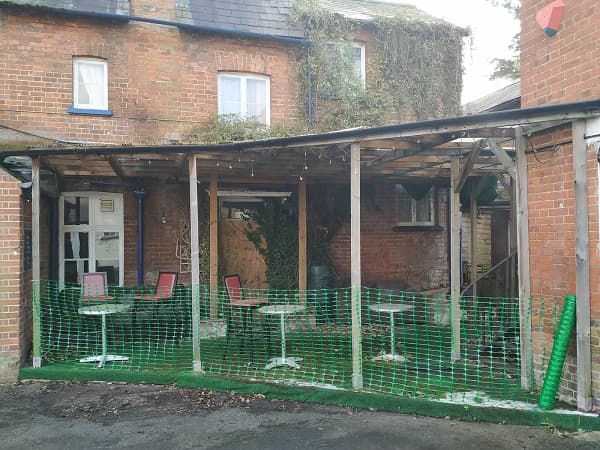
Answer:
[{"xmin": 538, "ymin": 294, "xmax": 577, "ymax": 410}]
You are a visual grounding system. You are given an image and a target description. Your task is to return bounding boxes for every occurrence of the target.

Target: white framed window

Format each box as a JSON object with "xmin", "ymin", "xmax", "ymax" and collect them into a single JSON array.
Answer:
[
  {"xmin": 218, "ymin": 73, "xmax": 270, "ymax": 125},
  {"xmin": 59, "ymin": 192, "xmax": 124, "ymax": 287},
  {"xmin": 72, "ymin": 57, "xmax": 108, "ymax": 111},
  {"xmin": 395, "ymin": 184, "xmax": 435, "ymax": 226}
]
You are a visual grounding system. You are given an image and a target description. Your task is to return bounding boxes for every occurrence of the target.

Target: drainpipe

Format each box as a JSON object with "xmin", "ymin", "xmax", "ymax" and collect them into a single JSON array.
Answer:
[
  {"xmin": 133, "ymin": 188, "xmax": 147, "ymax": 286},
  {"xmin": 306, "ymin": 40, "xmax": 314, "ymax": 126}
]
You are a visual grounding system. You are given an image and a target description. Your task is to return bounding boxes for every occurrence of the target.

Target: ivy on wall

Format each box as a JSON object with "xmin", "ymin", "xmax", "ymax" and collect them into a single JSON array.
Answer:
[
  {"xmin": 244, "ymin": 196, "xmax": 299, "ymax": 289},
  {"xmin": 292, "ymin": 0, "xmax": 467, "ymax": 130}
]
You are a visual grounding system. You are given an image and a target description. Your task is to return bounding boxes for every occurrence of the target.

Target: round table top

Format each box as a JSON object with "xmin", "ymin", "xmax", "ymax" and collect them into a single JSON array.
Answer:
[
  {"xmin": 78, "ymin": 303, "xmax": 130, "ymax": 316},
  {"xmin": 258, "ymin": 304, "xmax": 305, "ymax": 315},
  {"xmin": 369, "ymin": 303, "xmax": 413, "ymax": 314}
]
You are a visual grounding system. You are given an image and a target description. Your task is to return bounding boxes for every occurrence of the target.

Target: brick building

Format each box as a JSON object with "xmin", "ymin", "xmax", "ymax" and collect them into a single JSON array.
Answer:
[
  {"xmin": 521, "ymin": 0, "xmax": 600, "ymax": 408},
  {"xmin": 0, "ymin": 1, "xmax": 466, "ymax": 382}
]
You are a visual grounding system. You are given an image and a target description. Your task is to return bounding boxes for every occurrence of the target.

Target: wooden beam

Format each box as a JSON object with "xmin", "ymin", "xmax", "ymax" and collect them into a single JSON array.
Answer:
[
  {"xmin": 450, "ymin": 156, "xmax": 462, "ymax": 361},
  {"xmin": 188, "ymin": 156, "xmax": 203, "ymax": 373},
  {"xmin": 298, "ymin": 178, "xmax": 307, "ymax": 301},
  {"xmin": 209, "ymin": 174, "xmax": 219, "ymax": 319},
  {"xmin": 488, "ymin": 140, "xmax": 517, "ymax": 179},
  {"xmin": 515, "ymin": 127, "xmax": 532, "ymax": 390},
  {"xmin": 350, "ymin": 142, "xmax": 363, "ymax": 389},
  {"xmin": 573, "ymin": 119, "xmax": 592, "ymax": 411},
  {"xmin": 31, "ymin": 157, "xmax": 42, "ymax": 368},
  {"xmin": 455, "ymin": 141, "xmax": 483, "ymax": 193},
  {"xmin": 106, "ymin": 156, "xmax": 127, "ymax": 179},
  {"xmin": 471, "ymin": 181, "xmax": 478, "ymax": 300}
]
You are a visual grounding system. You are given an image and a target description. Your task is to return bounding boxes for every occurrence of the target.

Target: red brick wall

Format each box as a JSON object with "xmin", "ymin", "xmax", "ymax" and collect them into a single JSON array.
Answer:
[
  {"xmin": 329, "ymin": 183, "xmax": 448, "ymax": 290},
  {"xmin": 0, "ymin": 8, "xmax": 301, "ymax": 144},
  {"xmin": 0, "ymin": 169, "xmax": 23, "ymax": 381},
  {"xmin": 521, "ymin": 0, "xmax": 600, "ymax": 405},
  {"xmin": 521, "ymin": 0, "xmax": 600, "ymax": 108}
]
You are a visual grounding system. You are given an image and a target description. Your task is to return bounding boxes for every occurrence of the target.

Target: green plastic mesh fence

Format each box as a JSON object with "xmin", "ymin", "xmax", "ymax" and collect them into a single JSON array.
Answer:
[{"xmin": 35, "ymin": 280, "xmax": 563, "ymax": 404}]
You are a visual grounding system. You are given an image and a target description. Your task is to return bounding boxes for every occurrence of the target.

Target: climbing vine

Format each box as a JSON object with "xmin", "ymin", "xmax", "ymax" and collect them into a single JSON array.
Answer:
[
  {"xmin": 244, "ymin": 196, "xmax": 299, "ymax": 289},
  {"xmin": 292, "ymin": 0, "xmax": 467, "ymax": 129}
]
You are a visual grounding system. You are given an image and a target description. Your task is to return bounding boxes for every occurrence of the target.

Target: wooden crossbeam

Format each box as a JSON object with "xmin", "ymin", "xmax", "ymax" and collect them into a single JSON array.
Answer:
[
  {"xmin": 487, "ymin": 140, "xmax": 517, "ymax": 179},
  {"xmin": 454, "ymin": 140, "xmax": 483, "ymax": 193}
]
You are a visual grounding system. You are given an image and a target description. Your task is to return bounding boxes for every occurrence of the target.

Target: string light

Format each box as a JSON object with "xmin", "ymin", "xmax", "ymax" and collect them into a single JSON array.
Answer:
[
  {"xmin": 304, "ymin": 149, "xmax": 308, "ymax": 171},
  {"xmin": 216, "ymin": 161, "xmax": 220, "ymax": 167},
  {"xmin": 251, "ymin": 160, "xmax": 254, "ymax": 177},
  {"xmin": 228, "ymin": 163, "xmax": 232, "ymax": 169}
]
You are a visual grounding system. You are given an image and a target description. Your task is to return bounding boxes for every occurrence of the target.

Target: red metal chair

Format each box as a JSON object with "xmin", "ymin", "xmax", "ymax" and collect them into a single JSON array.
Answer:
[
  {"xmin": 223, "ymin": 274, "xmax": 268, "ymax": 359},
  {"xmin": 81, "ymin": 272, "xmax": 113, "ymax": 302},
  {"xmin": 134, "ymin": 272, "xmax": 178, "ymax": 302},
  {"xmin": 133, "ymin": 272, "xmax": 179, "ymax": 339}
]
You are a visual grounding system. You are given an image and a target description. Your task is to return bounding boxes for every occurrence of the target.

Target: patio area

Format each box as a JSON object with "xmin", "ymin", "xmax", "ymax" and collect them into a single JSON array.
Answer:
[{"xmin": 34, "ymin": 280, "xmax": 553, "ymax": 405}]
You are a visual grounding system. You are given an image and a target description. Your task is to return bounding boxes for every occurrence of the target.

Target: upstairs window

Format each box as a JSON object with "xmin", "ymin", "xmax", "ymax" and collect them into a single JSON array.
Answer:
[
  {"xmin": 395, "ymin": 184, "xmax": 435, "ymax": 226},
  {"xmin": 320, "ymin": 41, "xmax": 365, "ymax": 98},
  {"xmin": 71, "ymin": 57, "xmax": 110, "ymax": 114},
  {"xmin": 218, "ymin": 73, "xmax": 270, "ymax": 125}
]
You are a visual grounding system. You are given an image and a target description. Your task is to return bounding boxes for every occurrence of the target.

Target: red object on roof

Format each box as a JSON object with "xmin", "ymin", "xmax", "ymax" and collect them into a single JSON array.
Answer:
[{"xmin": 536, "ymin": 0, "xmax": 565, "ymax": 36}]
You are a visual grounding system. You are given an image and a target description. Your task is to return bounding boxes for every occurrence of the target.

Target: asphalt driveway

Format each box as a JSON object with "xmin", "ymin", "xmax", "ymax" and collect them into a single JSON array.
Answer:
[{"xmin": 1, "ymin": 381, "xmax": 599, "ymax": 449}]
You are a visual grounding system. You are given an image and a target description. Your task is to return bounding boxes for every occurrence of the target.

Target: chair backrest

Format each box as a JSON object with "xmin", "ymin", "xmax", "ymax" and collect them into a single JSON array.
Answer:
[
  {"xmin": 155, "ymin": 272, "xmax": 178, "ymax": 299},
  {"xmin": 223, "ymin": 274, "xmax": 242, "ymax": 303},
  {"xmin": 81, "ymin": 272, "xmax": 107, "ymax": 299}
]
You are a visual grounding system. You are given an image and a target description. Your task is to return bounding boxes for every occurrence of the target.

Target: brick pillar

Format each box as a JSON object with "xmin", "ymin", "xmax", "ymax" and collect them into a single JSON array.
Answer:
[{"xmin": 0, "ymin": 169, "xmax": 24, "ymax": 383}]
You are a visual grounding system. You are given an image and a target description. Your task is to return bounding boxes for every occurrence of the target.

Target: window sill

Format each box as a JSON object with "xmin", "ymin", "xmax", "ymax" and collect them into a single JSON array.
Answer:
[
  {"xmin": 68, "ymin": 107, "xmax": 113, "ymax": 116},
  {"xmin": 393, "ymin": 225, "xmax": 444, "ymax": 232}
]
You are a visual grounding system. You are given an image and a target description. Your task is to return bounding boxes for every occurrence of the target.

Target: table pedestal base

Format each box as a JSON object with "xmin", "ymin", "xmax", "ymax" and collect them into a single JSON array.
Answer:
[
  {"xmin": 79, "ymin": 355, "xmax": 129, "ymax": 368},
  {"xmin": 264, "ymin": 356, "xmax": 303, "ymax": 370},
  {"xmin": 372, "ymin": 353, "xmax": 406, "ymax": 362}
]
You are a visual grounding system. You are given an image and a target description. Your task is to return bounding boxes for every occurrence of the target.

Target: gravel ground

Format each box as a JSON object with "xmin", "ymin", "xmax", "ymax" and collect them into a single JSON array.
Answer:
[{"xmin": 1, "ymin": 381, "xmax": 599, "ymax": 450}]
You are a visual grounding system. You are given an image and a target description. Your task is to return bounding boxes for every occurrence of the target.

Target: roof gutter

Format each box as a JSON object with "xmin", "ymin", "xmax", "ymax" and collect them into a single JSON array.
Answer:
[
  {"xmin": 4, "ymin": 99, "xmax": 600, "ymax": 158},
  {"xmin": 0, "ymin": 4, "xmax": 308, "ymax": 46}
]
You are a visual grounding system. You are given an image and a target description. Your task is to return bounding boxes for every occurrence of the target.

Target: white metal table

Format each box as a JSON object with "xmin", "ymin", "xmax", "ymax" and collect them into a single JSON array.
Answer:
[
  {"xmin": 78, "ymin": 303, "xmax": 130, "ymax": 368},
  {"xmin": 258, "ymin": 304, "xmax": 305, "ymax": 370},
  {"xmin": 369, "ymin": 302, "xmax": 413, "ymax": 362}
]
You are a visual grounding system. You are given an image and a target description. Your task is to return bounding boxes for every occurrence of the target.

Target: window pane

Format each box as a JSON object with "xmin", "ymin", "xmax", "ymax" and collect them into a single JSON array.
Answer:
[
  {"xmin": 76, "ymin": 61, "xmax": 105, "ymax": 108},
  {"xmin": 219, "ymin": 76, "xmax": 241, "ymax": 116},
  {"xmin": 415, "ymin": 195, "xmax": 432, "ymax": 223},
  {"xmin": 395, "ymin": 185, "xmax": 413, "ymax": 223},
  {"xmin": 64, "ymin": 196, "xmax": 89, "ymax": 225},
  {"xmin": 353, "ymin": 46, "xmax": 363, "ymax": 79},
  {"xmin": 246, "ymin": 78, "xmax": 267, "ymax": 123},
  {"xmin": 64, "ymin": 232, "xmax": 89, "ymax": 259},
  {"xmin": 64, "ymin": 260, "xmax": 89, "ymax": 285}
]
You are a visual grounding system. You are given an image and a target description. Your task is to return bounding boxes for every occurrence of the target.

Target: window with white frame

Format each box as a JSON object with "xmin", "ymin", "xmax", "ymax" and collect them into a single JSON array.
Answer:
[
  {"xmin": 395, "ymin": 184, "xmax": 435, "ymax": 226},
  {"xmin": 218, "ymin": 73, "xmax": 270, "ymax": 124},
  {"xmin": 59, "ymin": 192, "xmax": 124, "ymax": 287},
  {"xmin": 326, "ymin": 41, "xmax": 365, "ymax": 80},
  {"xmin": 72, "ymin": 57, "xmax": 108, "ymax": 111}
]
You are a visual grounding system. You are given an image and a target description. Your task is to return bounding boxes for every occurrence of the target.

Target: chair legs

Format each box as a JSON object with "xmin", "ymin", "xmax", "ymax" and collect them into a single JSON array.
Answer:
[{"xmin": 223, "ymin": 306, "xmax": 270, "ymax": 361}]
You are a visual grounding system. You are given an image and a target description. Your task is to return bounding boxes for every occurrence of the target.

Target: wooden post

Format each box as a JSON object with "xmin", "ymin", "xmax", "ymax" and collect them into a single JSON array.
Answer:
[
  {"xmin": 209, "ymin": 174, "xmax": 219, "ymax": 319},
  {"xmin": 515, "ymin": 127, "xmax": 532, "ymax": 390},
  {"xmin": 189, "ymin": 156, "xmax": 203, "ymax": 373},
  {"xmin": 470, "ymin": 186, "xmax": 478, "ymax": 300},
  {"xmin": 350, "ymin": 142, "xmax": 363, "ymax": 389},
  {"xmin": 31, "ymin": 157, "xmax": 41, "ymax": 368},
  {"xmin": 509, "ymin": 176, "xmax": 518, "ymax": 299},
  {"xmin": 572, "ymin": 119, "xmax": 592, "ymax": 411},
  {"xmin": 298, "ymin": 177, "xmax": 307, "ymax": 303},
  {"xmin": 450, "ymin": 156, "xmax": 462, "ymax": 361}
]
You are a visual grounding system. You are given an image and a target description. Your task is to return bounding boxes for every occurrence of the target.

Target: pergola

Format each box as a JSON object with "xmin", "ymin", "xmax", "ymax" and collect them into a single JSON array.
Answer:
[{"xmin": 3, "ymin": 99, "xmax": 600, "ymax": 393}]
